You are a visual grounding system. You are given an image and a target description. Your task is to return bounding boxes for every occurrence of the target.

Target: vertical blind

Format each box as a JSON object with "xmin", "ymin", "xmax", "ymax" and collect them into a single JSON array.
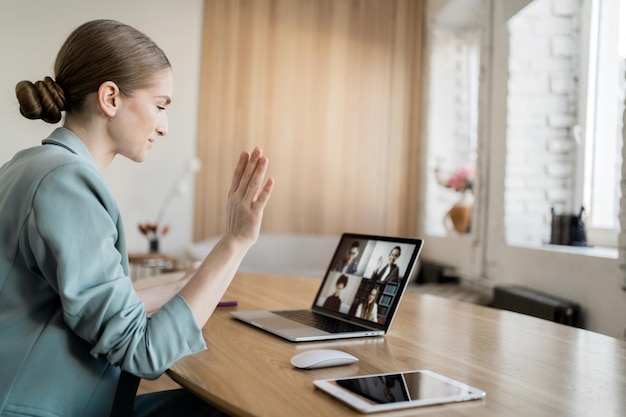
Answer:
[{"xmin": 193, "ymin": 0, "xmax": 424, "ymax": 240}]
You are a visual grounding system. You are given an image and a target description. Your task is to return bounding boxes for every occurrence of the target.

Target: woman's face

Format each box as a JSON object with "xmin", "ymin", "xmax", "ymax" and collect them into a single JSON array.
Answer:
[
  {"xmin": 109, "ymin": 69, "xmax": 173, "ymax": 162},
  {"xmin": 387, "ymin": 248, "xmax": 400, "ymax": 265}
]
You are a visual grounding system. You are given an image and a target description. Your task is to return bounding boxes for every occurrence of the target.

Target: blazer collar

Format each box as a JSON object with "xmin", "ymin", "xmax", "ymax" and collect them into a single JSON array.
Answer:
[{"xmin": 41, "ymin": 127, "xmax": 97, "ymax": 166}]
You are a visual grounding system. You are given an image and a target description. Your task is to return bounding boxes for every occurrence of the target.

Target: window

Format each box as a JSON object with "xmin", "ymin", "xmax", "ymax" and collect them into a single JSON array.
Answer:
[
  {"xmin": 505, "ymin": 0, "xmax": 625, "ymax": 249},
  {"xmin": 418, "ymin": 0, "xmax": 486, "ymax": 280},
  {"xmin": 419, "ymin": 0, "xmax": 623, "ymax": 284},
  {"xmin": 577, "ymin": 0, "xmax": 625, "ymax": 247},
  {"xmin": 422, "ymin": 0, "xmax": 482, "ymax": 238}
]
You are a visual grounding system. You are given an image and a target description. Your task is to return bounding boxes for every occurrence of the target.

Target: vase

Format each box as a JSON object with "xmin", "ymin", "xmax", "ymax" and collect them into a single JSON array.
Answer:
[
  {"xmin": 445, "ymin": 192, "xmax": 473, "ymax": 234},
  {"xmin": 149, "ymin": 238, "xmax": 160, "ymax": 253}
]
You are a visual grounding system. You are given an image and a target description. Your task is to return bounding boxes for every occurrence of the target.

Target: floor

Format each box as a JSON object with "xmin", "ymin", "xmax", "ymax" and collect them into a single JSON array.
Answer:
[{"xmin": 409, "ymin": 282, "xmax": 492, "ymax": 306}]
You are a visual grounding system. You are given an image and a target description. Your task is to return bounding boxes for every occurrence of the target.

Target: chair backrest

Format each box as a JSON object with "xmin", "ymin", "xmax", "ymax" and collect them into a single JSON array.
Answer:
[{"xmin": 109, "ymin": 370, "xmax": 140, "ymax": 417}]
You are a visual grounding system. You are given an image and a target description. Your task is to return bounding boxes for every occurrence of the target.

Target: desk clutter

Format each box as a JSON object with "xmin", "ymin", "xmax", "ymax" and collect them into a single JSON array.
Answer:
[{"xmin": 128, "ymin": 253, "xmax": 177, "ymax": 281}]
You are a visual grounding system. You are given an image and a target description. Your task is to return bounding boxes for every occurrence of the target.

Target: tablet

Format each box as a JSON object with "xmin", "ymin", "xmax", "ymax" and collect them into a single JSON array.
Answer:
[{"xmin": 314, "ymin": 370, "xmax": 486, "ymax": 413}]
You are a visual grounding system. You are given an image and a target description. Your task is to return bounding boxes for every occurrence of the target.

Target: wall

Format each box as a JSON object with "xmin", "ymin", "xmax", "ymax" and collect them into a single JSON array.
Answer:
[{"xmin": 0, "ymin": 0, "xmax": 203, "ymax": 259}]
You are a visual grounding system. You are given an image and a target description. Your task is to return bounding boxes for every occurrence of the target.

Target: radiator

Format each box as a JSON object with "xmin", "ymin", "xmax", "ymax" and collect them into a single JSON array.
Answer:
[{"xmin": 492, "ymin": 285, "xmax": 581, "ymax": 327}]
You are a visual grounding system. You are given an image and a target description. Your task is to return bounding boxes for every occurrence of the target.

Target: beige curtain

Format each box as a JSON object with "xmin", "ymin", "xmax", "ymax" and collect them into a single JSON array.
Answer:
[{"xmin": 194, "ymin": 0, "xmax": 424, "ymax": 241}]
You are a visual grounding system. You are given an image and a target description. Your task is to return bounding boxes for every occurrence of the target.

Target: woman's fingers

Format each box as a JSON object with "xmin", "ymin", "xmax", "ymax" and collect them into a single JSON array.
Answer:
[
  {"xmin": 254, "ymin": 175, "xmax": 275, "ymax": 209},
  {"xmin": 230, "ymin": 148, "xmax": 271, "ymax": 204},
  {"xmin": 225, "ymin": 148, "xmax": 275, "ymax": 239},
  {"xmin": 230, "ymin": 148, "xmax": 259, "ymax": 197},
  {"xmin": 229, "ymin": 150, "xmax": 250, "ymax": 198}
]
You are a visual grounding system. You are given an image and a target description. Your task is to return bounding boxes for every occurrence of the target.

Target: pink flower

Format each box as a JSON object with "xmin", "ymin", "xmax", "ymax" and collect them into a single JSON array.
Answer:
[{"xmin": 436, "ymin": 164, "xmax": 475, "ymax": 193}]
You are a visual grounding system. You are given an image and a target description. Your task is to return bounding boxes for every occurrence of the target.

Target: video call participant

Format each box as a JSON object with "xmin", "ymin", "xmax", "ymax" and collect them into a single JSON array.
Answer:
[
  {"xmin": 371, "ymin": 246, "xmax": 401, "ymax": 282},
  {"xmin": 333, "ymin": 241, "xmax": 360, "ymax": 274},
  {"xmin": 322, "ymin": 274, "xmax": 349, "ymax": 311},
  {"xmin": 355, "ymin": 286, "xmax": 380, "ymax": 322}
]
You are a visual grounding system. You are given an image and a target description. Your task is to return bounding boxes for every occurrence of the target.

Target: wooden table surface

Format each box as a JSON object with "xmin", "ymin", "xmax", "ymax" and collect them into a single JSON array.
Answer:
[{"xmin": 162, "ymin": 272, "xmax": 626, "ymax": 417}]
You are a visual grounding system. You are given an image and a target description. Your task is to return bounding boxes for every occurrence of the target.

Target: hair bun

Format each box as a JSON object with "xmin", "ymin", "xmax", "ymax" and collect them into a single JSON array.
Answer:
[{"xmin": 16, "ymin": 76, "xmax": 66, "ymax": 124}]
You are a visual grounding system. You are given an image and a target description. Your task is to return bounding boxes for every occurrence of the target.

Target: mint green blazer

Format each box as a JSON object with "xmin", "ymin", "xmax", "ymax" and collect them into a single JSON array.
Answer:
[{"xmin": 0, "ymin": 128, "xmax": 206, "ymax": 417}]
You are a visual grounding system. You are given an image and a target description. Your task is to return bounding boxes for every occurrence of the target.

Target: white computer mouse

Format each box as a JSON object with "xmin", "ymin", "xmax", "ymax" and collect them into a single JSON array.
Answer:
[{"xmin": 290, "ymin": 349, "xmax": 359, "ymax": 369}]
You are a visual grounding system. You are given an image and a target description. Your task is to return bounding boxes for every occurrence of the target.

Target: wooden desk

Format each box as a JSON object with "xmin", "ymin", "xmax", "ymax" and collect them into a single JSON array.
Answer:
[{"xmin": 166, "ymin": 273, "xmax": 626, "ymax": 416}]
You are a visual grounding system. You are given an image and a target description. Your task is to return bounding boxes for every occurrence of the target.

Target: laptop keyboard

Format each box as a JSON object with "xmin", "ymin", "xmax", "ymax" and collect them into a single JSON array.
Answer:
[{"xmin": 273, "ymin": 310, "xmax": 368, "ymax": 333}]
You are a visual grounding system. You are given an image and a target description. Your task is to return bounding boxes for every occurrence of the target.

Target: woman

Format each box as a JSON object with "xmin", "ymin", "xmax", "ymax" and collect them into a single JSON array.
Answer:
[
  {"xmin": 332, "ymin": 241, "xmax": 360, "ymax": 274},
  {"xmin": 371, "ymin": 246, "xmax": 401, "ymax": 282},
  {"xmin": 322, "ymin": 274, "xmax": 349, "ymax": 311},
  {"xmin": 0, "ymin": 20, "xmax": 274, "ymax": 417},
  {"xmin": 355, "ymin": 286, "xmax": 379, "ymax": 322}
]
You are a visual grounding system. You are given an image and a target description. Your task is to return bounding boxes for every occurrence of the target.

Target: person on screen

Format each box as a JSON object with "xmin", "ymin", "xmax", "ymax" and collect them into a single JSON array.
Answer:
[
  {"xmin": 333, "ymin": 241, "xmax": 360, "ymax": 274},
  {"xmin": 371, "ymin": 246, "xmax": 401, "ymax": 282},
  {"xmin": 322, "ymin": 274, "xmax": 349, "ymax": 311},
  {"xmin": 355, "ymin": 286, "xmax": 380, "ymax": 321},
  {"xmin": 0, "ymin": 19, "xmax": 274, "ymax": 417}
]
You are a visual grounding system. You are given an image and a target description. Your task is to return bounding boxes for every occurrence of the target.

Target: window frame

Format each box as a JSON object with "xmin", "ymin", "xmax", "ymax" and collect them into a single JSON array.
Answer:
[{"xmin": 576, "ymin": 0, "xmax": 623, "ymax": 248}]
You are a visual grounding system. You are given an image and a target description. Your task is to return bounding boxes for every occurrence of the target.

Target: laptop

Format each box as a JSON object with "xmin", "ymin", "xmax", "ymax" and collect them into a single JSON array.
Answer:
[{"xmin": 230, "ymin": 233, "xmax": 424, "ymax": 342}]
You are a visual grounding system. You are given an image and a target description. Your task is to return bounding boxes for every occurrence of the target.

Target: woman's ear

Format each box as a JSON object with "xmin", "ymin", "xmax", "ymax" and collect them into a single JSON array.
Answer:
[{"xmin": 97, "ymin": 81, "xmax": 121, "ymax": 118}]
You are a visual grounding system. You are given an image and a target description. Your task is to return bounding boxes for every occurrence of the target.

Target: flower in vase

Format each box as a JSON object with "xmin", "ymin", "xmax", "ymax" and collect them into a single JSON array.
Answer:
[
  {"xmin": 138, "ymin": 157, "xmax": 201, "ymax": 253},
  {"xmin": 138, "ymin": 223, "xmax": 170, "ymax": 253},
  {"xmin": 435, "ymin": 163, "xmax": 475, "ymax": 194}
]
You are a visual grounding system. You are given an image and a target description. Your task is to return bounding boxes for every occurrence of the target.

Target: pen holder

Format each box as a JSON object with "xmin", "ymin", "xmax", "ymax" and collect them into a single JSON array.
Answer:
[{"xmin": 549, "ymin": 206, "xmax": 587, "ymax": 246}]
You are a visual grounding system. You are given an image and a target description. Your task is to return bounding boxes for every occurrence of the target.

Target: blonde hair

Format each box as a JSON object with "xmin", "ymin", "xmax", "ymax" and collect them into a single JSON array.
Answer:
[{"xmin": 16, "ymin": 19, "xmax": 171, "ymax": 124}]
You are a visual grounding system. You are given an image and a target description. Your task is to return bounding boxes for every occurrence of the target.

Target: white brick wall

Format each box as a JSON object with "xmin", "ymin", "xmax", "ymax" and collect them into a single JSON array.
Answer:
[
  {"xmin": 553, "ymin": 0, "xmax": 578, "ymax": 16},
  {"xmin": 506, "ymin": 0, "xmax": 581, "ymax": 244}
]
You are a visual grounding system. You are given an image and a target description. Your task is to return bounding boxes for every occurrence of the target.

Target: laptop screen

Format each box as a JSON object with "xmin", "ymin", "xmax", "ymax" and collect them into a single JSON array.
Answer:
[{"xmin": 311, "ymin": 234, "xmax": 423, "ymax": 330}]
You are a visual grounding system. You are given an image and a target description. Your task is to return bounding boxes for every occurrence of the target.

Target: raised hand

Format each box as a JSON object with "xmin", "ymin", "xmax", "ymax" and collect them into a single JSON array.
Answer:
[
  {"xmin": 225, "ymin": 147, "xmax": 275, "ymax": 248},
  {"xmin": 179, "ymin": 148, "xmax": 274, "ymax": 326}
]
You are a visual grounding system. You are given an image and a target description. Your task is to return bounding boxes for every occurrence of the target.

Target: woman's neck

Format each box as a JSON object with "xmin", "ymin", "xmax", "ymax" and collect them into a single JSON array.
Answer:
[{"xmin": 64, "ymin": 116, "xmax": 115, "ymax": 172}]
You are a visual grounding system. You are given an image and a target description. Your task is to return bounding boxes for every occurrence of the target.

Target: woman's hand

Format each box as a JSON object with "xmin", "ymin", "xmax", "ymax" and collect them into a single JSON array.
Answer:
[
  {"xmin": 179, "ymin": 148, "xmax": 274, "ymax": 326},
  {"xmin": 224, "ymin": 148, "xmax": 274, "ymax": 248}
]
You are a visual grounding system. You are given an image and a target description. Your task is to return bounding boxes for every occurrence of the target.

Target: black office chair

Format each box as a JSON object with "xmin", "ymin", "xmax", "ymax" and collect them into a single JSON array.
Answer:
[{"xmin": 109, "ymin": 370, "xmax": 141, "ymax": 417}]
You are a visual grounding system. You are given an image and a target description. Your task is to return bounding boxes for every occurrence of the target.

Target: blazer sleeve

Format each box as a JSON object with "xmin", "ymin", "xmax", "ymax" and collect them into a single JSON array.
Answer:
[{"xmin": 25, "ymin": 161, "xmax": 206, "ymax": 379}]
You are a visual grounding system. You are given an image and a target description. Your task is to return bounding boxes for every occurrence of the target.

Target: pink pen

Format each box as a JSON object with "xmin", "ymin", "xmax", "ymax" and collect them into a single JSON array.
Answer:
[{"xmin": 217, "ymin": 301, "xmax": 238, "ymax": 307}]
